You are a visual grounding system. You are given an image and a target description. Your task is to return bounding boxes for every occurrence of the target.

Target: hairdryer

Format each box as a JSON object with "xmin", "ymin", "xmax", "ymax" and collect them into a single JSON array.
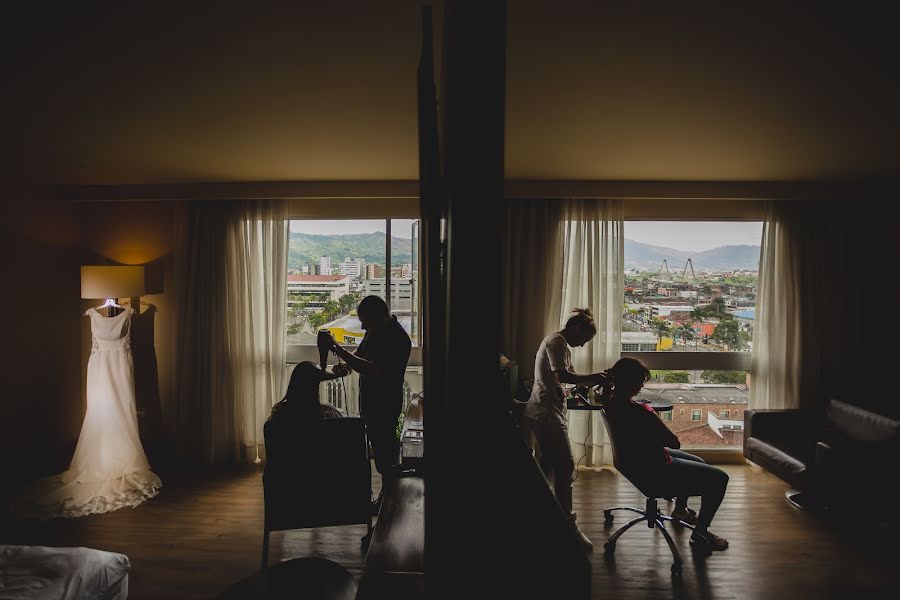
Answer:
[{"xmin": 316, "ymin": 330, "xmax": 333, "ymax": 371}]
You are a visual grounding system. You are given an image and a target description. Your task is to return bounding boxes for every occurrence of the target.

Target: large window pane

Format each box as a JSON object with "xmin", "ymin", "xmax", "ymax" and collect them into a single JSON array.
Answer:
[
  {"xmin": 623, "ymin": 221, "xmax": 761, "ymax": 450},
  {"xmin": 623, "ymin": 221, "xmax": 762, "ymax": 354},
  {"xmin": 287, "ymin": 219, "xmax": 386, "ymax": 345},
  {"xmin": 636, "ymin": 370, "xmax": 749, "ymax": 449}
]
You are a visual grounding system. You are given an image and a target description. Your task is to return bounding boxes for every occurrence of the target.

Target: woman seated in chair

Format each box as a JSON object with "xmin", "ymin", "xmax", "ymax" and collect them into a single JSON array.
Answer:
[
  {"xmin": 265, "ymin": 361, "xmax": 349, "ymax": 463},
  {"xmin": 602, "ymin": 357, "xmax": 730, "ymax": 551}
]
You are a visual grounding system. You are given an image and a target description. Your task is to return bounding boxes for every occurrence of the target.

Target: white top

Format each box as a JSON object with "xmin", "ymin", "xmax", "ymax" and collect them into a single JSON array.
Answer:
[{"xmin": 523, "ymin": 332, "xmax": 571, "ymax": 425}]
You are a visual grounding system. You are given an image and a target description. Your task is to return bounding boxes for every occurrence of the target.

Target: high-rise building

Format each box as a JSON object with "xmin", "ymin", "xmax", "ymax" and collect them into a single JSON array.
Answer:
[
  {"xmin": 363, "ymin": 278, "xmax": 414, "ymax": 311},
  {"xmin": 319, "ymin": 256, "xmax": 332, "ymax": 275},
  {"xmin": 338, "ymin": 257, "xmax": 366, "ymax": 280},
  {"xmin": 366, "ymin": 263, "xmax": 383, "ymax": 279}
]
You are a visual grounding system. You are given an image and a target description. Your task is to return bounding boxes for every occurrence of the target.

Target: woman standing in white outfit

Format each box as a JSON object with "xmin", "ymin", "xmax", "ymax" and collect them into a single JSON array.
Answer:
[{"xmin": 523, "ymin": 308, "xmax": 608, "ymax": 551}]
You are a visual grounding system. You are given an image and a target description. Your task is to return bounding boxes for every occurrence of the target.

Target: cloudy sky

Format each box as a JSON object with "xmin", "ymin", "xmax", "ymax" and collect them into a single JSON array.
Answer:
[{"xmin": 626, "ymin": 221, "xmax": 763, "ymax": 252}]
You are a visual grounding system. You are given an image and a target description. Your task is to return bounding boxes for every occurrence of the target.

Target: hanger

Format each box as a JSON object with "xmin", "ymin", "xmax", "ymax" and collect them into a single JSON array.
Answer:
[
  {"xmin": 96, "ymin": 298, "xmax": 125, "ymax": 310},
  {"xmin": 84, "ymin": 298, "xmax": 127, "ymax": 317}
]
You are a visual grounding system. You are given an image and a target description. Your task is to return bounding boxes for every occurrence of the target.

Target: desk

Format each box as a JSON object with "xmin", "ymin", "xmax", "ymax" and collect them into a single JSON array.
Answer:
[
  {"xmin": 355, "ymin": 400, "xmax": 425, "ymax": 599},
  {"xmin": 567, "ymin": 398, "xmax": 674, "ymax": 413},
  {"xmin": 356, "ymin": 476, "xmax": 425, "ymax": 599}
]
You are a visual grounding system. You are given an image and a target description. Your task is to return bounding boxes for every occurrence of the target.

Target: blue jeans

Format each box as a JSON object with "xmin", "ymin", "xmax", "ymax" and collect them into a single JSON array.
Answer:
[{"xmin": 655, "ymin": 449, "xmax": 729, "ymax": 530}]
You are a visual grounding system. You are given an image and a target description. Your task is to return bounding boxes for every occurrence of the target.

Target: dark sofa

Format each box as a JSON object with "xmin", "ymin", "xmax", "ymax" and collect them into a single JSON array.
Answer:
[{"xmin": 744, "ymin": 398, "xmax": 900, "ymax": 510}]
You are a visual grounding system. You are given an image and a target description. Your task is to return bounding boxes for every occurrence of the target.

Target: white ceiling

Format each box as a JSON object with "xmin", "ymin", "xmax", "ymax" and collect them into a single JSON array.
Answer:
[{"xmin": 3, "ymin": 1, "xmax": 898, "ymax": 185}]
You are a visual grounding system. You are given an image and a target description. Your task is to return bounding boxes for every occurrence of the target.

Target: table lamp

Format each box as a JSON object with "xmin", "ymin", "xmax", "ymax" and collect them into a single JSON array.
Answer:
[{"xmin": 81, "ymin": 265, "xmax": 145, "ymax": 316}]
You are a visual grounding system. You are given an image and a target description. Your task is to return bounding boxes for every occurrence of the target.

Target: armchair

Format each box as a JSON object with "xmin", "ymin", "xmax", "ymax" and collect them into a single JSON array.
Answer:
[
  {"xmin": 744, "ymin": 398, "xmax": 900, "ymax": 511},
  {"xmin": 262, "ymin": 417, "xmax": 373, "ymax": 567}
]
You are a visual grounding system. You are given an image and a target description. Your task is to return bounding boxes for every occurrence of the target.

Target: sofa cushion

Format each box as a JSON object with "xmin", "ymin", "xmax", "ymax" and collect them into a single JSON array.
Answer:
[
  {"xmin": 746, "ymin": 437, "xmax": 811, "ymax": 487},
  {"xmin": 826, "ymin": 398, "xmax": 900, "ymax": 443}
]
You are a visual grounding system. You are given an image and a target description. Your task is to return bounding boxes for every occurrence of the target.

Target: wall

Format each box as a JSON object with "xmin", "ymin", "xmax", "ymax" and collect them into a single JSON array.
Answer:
[{"xmin": 0, "ymin": 186, "xmax": 83, "ymax": 487}]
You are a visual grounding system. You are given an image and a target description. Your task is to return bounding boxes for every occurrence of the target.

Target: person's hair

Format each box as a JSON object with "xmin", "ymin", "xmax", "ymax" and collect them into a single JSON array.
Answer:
[
  {"xmin": 564, "ymin": 307, "xmax": 597, "ymax": 336},
  {"xmin": 609, "ymin": 357, "xmax": 651, "ymax": 387},
  {"xmin": 282, "ymin": 361, "xmax": 323, "ymax": 413},
  {"xmin": 357, "ymin": 295, "xmax": 390, "ymax": 320}
]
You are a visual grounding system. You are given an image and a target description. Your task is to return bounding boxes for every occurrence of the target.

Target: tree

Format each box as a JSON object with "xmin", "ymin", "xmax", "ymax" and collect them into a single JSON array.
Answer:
[
  {"xmin": 691, "ymin": 306, "xmax": 706, "ymax": 323},
  {"xmin": 308, "ymin": 313, "xmax": 327, "ymax": 328},
  {"xmin": 321, "ymin": 300, "xmax": 341, "ymax": 322},
  {"xmin": 712, "ymin": 318, "xmax": 748, "ymax": 350},
  {"xmin": 663, "ymin": 371, "xmax": 690, "ymax": 383},
  {"xmin": 676, "ymin": 322, "xmax": 695, "ymax": 348},
  {"xmin": 338, "ymin": 293, "xmax": 356, "ymax": 313},
  {"xmin": 707, "ymin": 297, "xmax": 728, "ymax": 318},
  {"xmin": 651, "ymin": 318, "xmax": 672, "ymax": 346},
  {"xmin": 701, "ymin": 370, "xmax": 746, "ymax": 384}
]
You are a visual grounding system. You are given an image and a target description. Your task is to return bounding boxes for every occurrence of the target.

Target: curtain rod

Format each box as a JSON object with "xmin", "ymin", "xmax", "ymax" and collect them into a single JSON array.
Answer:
[{"xmin": 62, "ymin": 179, "xmax": 898, "ymax": 203}]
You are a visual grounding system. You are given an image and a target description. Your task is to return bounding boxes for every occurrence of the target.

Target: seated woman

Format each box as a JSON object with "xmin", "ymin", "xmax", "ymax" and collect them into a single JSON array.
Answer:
[
  {"xmin": 602, "ymin": 357, "xmax": 730, "ymax": 551},
  {"xmin": 265, "ymin": 361, "xmax": 349, "ymax": 463}
]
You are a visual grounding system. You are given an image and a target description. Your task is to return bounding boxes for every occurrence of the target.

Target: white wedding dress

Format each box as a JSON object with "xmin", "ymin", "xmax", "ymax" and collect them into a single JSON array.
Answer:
[{"xmin": 13, "ymin": 307, "xmax": 161, "ymax": 519}]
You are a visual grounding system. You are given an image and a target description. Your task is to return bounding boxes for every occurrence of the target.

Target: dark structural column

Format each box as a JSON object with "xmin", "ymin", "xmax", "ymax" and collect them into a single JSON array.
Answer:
[{"xmin": 423, "ymin": 2, "xmax": 590, "ymax": 598}]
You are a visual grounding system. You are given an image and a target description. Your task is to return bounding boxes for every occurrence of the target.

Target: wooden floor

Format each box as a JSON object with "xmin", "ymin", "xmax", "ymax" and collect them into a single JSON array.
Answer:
[{"xmin": 3, "ymin": 464, "xmax": 899, "ymax": 599}]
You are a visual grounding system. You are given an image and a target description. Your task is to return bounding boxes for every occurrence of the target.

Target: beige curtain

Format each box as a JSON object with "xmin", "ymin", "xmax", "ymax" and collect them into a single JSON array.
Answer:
[
  {"xmin": 501, "ymin": 199, "xmax": 564, "ymax": 369},
  {"xmin": 173, "ymin": 200, "xmax": 288, "ymax": 464},
  {"xmin": 502, "ymin": 198, "xmax": 623, "ymax": 466},
  {"xmin": 749, "ymin": 201, "xmax": 804, "ymax": 410},
  {"xmin": 557, "ymin": 199, "xmax": 624, "ymax": 466},
  {"xmin": 751, "ymin": 199, "xmax": 899, "ymax": 414}
]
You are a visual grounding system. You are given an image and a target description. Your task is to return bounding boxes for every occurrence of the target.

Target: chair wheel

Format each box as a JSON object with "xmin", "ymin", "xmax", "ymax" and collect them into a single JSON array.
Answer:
[{"xmin": 671, "ymin": 563, "xmax": 682, "ymax": 577}]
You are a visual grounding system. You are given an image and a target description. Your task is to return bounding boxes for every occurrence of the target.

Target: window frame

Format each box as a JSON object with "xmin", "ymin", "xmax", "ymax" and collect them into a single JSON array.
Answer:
[{"xmin": 286, "ymin": 215, "xmax": 422, "ymax": 367}]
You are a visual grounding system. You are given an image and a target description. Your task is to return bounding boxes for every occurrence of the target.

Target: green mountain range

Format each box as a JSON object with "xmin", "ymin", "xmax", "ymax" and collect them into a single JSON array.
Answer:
[
  {"xmin": 288, "ymin": 232, "xmax": 413, "ymax": 270},
  {"xmin": 289, "ymin": 232, "xmax": 758, "ymax": 273},
  {"xmin": 624, "ymin": 239, "xmax": 761, "ymax": 271}
]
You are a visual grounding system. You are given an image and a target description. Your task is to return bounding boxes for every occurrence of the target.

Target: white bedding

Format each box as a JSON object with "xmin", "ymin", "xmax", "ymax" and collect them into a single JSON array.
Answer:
[{"xmin": 0, "ymin": 545, "xmax": 129, "ymax": 600}]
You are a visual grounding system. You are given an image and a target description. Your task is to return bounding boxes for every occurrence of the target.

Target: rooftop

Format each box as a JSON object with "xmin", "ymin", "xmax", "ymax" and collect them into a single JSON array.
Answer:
[
  {"xmin": 640, "ymin": 384, "xmax": 749, "ymax": 405},
  {"xmin": 288, "ymin": 275, "xmax": 350, "ymax": 283}
]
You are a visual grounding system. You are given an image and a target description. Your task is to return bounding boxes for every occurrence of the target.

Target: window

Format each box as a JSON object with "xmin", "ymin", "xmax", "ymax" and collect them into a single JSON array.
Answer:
[
  {"xmin": 623, "ymin": 220, "xmax": 762, "ymax": 450},
  {"xmin": 287, "ymin": 219, "xmax": 420, "ymax": 346},
  {"xmin": 285, "ymin": 217, "xmax": 422, "ymax": 417},
  {"xmin": 661, "ymin": 410, "xmax": 672, "ymax": 421}
]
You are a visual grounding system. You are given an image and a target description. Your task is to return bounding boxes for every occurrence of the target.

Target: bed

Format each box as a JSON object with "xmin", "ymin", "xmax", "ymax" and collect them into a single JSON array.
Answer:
[{"xmin": 0, "ymin": 545, "xmax": 129, "ymax": 600}]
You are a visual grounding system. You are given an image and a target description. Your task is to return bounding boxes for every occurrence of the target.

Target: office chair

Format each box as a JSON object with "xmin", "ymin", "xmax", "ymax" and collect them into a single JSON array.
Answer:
[{"xmin": 600, "ymin": 405, "xmax": 694, "ymax": 577}]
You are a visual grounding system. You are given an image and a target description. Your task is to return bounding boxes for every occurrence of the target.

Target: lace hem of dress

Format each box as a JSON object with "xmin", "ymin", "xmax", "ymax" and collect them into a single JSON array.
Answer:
[{"xmin": 11, "ymin": 469, "xmax": 162, "ymax": 520}]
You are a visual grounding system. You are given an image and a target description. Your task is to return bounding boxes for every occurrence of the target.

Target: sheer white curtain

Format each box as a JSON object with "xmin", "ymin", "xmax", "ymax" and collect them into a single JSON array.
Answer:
[
  {"xmin": 749, "ymin": 201, "xmax": 803, "ymax": 411},
  {"xmin": 173, "ymin": 200, "xmax": 288, "ymax": 464},
  {"xmin": 556, "ymin": 199, "xmax": 624, "ymax": 466}
]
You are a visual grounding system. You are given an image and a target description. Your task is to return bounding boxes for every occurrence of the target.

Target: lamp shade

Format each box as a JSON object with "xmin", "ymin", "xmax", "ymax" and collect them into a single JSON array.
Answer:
[{"xmin": 81, "ymin": 266, "xmax": 145, "ymax": 299}]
